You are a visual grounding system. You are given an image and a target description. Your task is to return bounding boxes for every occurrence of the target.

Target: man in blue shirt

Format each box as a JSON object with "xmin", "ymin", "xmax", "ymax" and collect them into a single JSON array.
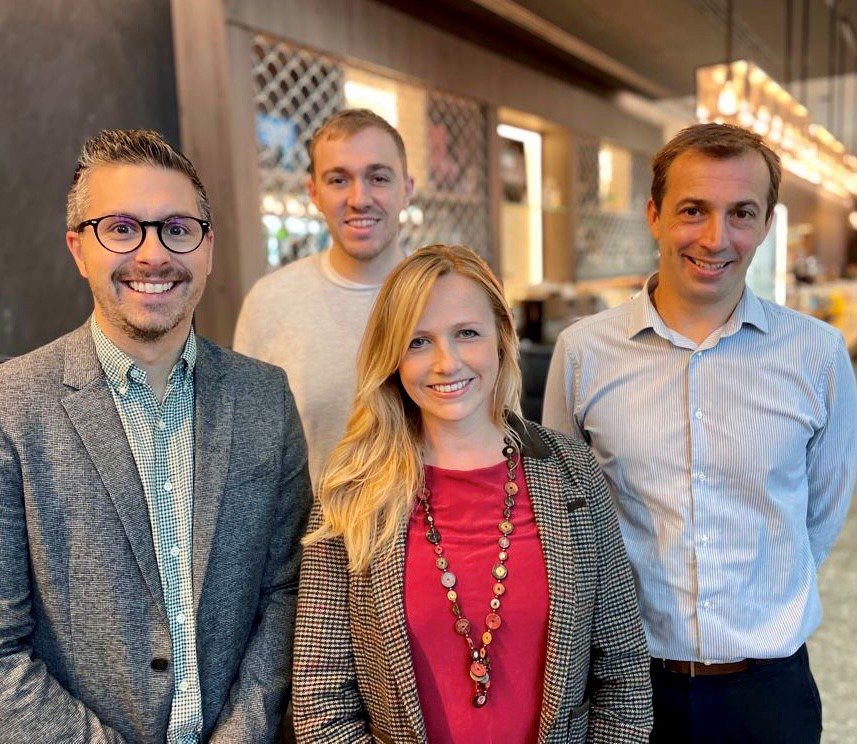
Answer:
[
  {"xmin": 544, "ymin": 122, "xmax": 857, "ymax": 743},
  {"xmin": 0, "ymin": 129, "xmax": 312, "ymax": 742}
]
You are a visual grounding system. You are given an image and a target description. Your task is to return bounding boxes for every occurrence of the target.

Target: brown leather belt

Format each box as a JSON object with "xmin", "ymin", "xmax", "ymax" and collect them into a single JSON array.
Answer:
[{"xmin": 653, "ymin": 658, "xmax": 758, "ymax": 676}]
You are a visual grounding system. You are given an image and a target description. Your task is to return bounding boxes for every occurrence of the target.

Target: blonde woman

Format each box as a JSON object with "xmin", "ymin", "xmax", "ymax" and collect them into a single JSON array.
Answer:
[{"xmin": 293, "ymin": 245, "xmax": 651, "ymax": 743}]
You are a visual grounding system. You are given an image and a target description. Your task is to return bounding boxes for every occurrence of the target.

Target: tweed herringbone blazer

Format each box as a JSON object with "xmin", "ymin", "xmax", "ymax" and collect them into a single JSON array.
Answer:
[
  {"xmin": 293, "ymin": 418, "xmax": 652, "ymax": 743},
  {"xmin": 0, "ymin": 322, "xmax": 313, "ymax": 743}
]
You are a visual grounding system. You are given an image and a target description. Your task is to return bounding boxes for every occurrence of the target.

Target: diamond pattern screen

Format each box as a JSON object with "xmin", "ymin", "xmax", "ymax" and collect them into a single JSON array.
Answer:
[
  {"xmin": 251, "ymin": 36, "xmax": 490, "ymax": 267},
  {"xmin": 574, "ymin": 136, "xmax": 657, "ymax": 280}
]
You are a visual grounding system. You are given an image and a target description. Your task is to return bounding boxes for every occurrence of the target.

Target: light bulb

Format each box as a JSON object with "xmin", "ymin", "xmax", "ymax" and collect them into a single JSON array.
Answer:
[{"xmin": 717, "ymin": 81, "xmax": 738, "ymax": 116}]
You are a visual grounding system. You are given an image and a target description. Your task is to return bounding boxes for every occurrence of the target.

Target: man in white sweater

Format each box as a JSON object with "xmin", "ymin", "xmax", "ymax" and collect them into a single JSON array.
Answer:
[{"xmin": 234, "ymin": 110, "xmax": 414, "ymax": 487}]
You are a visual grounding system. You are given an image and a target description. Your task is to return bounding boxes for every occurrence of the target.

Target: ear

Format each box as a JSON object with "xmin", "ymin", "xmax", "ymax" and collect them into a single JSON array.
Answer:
[
  {"xmin": 646, "ymin": 198, "xmax": 661, "ymax": 240},
  {"xmin": 764, "ymin": 208, "xmax": 775, "ymax": 236},
  {"xmin": 307, "ymin": 174, "xmax": 320, "ymax": 211},
  {"xmin": 404, "ymin": 174, "xmax": 415, "ymax": 204},
  {"xmin": 66, "ymin": 230, "xmax": 89, "ymax": 279}
]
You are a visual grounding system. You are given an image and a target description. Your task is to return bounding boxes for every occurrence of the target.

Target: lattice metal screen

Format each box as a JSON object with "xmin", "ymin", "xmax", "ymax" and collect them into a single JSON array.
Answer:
[
  {"xmin": 251, "ymin": 37, "xmax": 490, "ymax": 267},
  {"xmin": 400, "ymin": 92, "xmax": 489, "ymax": 256},
  {"xmin": 574, "ymin": 137, "xmax": 657, "ymax": 280}
]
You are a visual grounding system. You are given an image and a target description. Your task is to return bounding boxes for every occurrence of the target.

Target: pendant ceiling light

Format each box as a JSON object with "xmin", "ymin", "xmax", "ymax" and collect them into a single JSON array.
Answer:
[{"xmin": 696, "ymin": 0, "xmax": 857, "ymax": 200}]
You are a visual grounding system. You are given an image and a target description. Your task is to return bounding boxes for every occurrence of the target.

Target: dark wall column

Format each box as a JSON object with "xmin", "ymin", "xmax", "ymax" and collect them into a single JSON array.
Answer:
[{"xmin": 0, "ymin": 1, "xmax": 179, "ymax": 356}]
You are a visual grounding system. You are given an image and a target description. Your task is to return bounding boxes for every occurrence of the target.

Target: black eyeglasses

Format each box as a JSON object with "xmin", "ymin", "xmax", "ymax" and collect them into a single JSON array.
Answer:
[{"xmin": 76, "ymin": 214, "xmax": 211, "ymax": 254}]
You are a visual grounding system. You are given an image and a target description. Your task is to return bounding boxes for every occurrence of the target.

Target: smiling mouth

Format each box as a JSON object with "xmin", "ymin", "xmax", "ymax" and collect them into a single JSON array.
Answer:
[
  {"xmin": 429, "ymin": 379, "xmax": 473, "ymax": 393},
  {"xmin": 345, "ymin": 218, "xmax": 380, "ymax": 228},
  {"xmin": 125, "ymin": 281, "xmax": 177, "ymax": 294},
  {"xmin": 687, "ymin": 256, "xmax": 730, "ymax": 270}
]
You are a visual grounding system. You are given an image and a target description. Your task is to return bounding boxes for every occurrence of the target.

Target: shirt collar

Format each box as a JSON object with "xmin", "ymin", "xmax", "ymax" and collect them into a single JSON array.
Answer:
[
  {"xmin": 723, "ymin": 283, "xmax": 769, "ymax": 335},
  {"xmin": 627, "ymin": 273, "xmax": 667, "ymax": 339},
  {"xmin": 90, "ymin": 316, "xmax": 197, "ymax": 393},
  {"xmin": 627, "ymin": 273, "xmax": 769, "ymax": 340}
]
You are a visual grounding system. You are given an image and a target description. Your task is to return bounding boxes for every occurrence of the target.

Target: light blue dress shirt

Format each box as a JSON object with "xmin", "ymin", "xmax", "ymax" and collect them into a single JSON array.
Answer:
[
  {"xmin": 543, "ymin": 277, "xmax": 857, "ymax": 663},
  {"xmin": 92, "ymin": 319, "xmax": 202, "ymax": 743}
]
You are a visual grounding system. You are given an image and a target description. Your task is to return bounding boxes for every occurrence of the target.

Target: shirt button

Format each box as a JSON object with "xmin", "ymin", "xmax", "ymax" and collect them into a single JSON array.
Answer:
[
  {"xmin": 694, "ymin": 409, "xmax": 703, "ymax": 419},
  {"xmin": 702, "ymin": 600, "xmax": 712, "ymax": 608},
  {"xmin": 176, "ymin": 612, "xmax": 186, "ymax": 625},
  {"xmin": 698, "ymin": 473, "xmax": 706, "ymax": 482},
  {"xmin": 179, "ymin": 679, "xmax": 189, "ymax": 692},
  {"xmin": 163, "ymin": 481, "xmax": 173, "ymax": 493},
  {"xmin": 150, "ymin": 657, "xmax": 169, "ymax": 672},
  {"xmin": 703, "ymin": 659, "xmax": 712, "ymax": 666},
  {"xmin": 118, "ymin": 384, "xmax": 128, "ymax": 396},
  {"xmin": 699, "ymin": 534, "xmax": 710, "ymax": 543},
  {"xmin": 170, "ymin": 546, "xmax": 180, "ymax": 557},
  {"xmin": 156, "ymin": 419, "xmax": 165, "ymax": 431}
]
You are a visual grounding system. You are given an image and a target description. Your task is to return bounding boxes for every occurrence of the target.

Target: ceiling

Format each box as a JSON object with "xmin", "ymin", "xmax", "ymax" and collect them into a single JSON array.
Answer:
[
  {"xmin": 378, "ymin": 0, "xmax": 857, "ymax": 98},
  {"xmin": 512, "ymin": 0, "xmax": 857, "ymax": 97}
]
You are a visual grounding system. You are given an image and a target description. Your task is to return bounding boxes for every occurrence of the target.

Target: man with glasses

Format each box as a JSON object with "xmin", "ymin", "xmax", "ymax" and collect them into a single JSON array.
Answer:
[
  {"xmin": 234, "ymin": 109, "xmax": 414, "ymax": 489},
  {"xmin": 0, "ymin": 129, "xmax": 312, "ymax": 742}
]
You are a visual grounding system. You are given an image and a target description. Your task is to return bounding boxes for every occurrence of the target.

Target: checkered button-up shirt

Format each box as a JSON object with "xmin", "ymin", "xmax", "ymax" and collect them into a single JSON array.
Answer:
[{"xmin": 92, "ymin": 318, "xmax": 202, "ymax": 744}]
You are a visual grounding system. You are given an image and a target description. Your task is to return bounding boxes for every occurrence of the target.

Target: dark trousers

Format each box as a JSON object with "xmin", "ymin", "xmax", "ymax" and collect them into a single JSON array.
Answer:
[{"xmin": 650, "ymin": 644, "xmax": 822, "ymax": 744}]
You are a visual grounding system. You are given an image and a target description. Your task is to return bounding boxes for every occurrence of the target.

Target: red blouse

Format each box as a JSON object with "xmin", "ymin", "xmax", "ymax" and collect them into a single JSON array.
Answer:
[{"xmin": 404, "ymin": 460, "xmax": 550, "ymax": 743}]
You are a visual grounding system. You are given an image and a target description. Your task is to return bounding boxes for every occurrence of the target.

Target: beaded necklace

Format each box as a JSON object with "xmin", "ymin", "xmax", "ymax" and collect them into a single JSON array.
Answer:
[{"xmin": 416, "ymin": 436, "xmax": 519, "ymax": 708}]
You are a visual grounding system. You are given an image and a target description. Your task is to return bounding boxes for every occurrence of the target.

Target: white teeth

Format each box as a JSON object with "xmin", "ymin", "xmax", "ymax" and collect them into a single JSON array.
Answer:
[
  {"xmin": 128, "ymin": 281, "xmax": 175, "ymax": 294},
  {"xmin": 346, "ymin": 219, "xmax": 378, "ymax": 228},
  {"xmin": 431, "ymin": 380, "xmax": 469, "ymax": 393},
  {"xmin": 689, "ymin": 257, "xmax": 728, "ymax": 270}
]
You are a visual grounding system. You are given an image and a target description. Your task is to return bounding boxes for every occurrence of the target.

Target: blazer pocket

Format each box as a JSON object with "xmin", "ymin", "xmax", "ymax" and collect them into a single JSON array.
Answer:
[
  {"xmin": 567, "ymin": 497, "xmax": 587, "ymax": 512},
  {"xmin": 226, "ymin": 454, "xmax": 277, "ymax": 487}
]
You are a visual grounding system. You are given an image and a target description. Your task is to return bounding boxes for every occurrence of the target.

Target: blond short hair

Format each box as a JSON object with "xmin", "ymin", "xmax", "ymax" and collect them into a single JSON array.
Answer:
[{"xmin": 307, "ymin": 108, "xmax": 407, "ymax": 177}]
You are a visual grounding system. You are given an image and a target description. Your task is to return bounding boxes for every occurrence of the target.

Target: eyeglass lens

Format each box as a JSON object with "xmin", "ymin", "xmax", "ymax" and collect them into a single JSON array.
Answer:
[{"xmin": 96, "ymin": 216, "xmax": 204, "ymax": 253}]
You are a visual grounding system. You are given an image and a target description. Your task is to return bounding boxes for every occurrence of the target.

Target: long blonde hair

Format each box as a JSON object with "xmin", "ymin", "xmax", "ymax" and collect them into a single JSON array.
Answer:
[{"xmin": 304, "ymin": 244, "xmax": 523, "ymax": 573}]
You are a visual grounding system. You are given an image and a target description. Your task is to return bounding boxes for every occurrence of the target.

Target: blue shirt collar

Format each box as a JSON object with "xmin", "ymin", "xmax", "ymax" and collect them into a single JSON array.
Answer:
[{"xmin": 627, "ymin": 273, "xmax": 769, "ymax": 341}]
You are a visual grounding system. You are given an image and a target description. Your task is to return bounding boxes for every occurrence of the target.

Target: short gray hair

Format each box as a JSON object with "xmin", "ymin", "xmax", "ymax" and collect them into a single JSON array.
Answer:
[{"xmin": 66, "ymin": 129, "xmax": 211, "ymax": 230}]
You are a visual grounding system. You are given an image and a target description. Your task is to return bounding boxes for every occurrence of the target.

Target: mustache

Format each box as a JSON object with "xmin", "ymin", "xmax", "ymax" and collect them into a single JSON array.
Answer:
[{"xmin": 113, "ymin": 267, "xmax": 192, "ymax": 283}]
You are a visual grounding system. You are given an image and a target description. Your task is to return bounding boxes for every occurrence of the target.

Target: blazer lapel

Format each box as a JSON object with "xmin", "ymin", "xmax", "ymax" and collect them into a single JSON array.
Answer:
[
  {"xmin": 61, "ymin": 324, "xmax": 166, "ymax": 614},
  {"xmin": 371, "ymin": 516, "xmax": 427, "ymax": 743},
  {"xmin": 191, "ymin": 340, "xmax": 233, "ymax": 613},
  {"xmin": 525, "ymin": 452, "xmax": 581, "ymax": 743}
]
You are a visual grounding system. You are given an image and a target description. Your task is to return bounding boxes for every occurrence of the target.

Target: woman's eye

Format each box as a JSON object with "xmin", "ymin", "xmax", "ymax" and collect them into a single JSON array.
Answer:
[
  {"xmin": 459, "ymin": 329, "xmax": 479, "ymax": 339},
  {"xmin": 408, "ymin": 337, "xmax": 428, "ymax": 349}
]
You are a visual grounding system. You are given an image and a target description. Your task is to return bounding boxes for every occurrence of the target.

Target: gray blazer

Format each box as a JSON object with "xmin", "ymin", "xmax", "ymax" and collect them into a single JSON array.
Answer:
[
  {"xmin": 293, "ymin": 418, "xmax": 652, "ymax": 743},
  {"xmin": 0, "ymin": 322, "xmax": 312, "ymax": 743}
]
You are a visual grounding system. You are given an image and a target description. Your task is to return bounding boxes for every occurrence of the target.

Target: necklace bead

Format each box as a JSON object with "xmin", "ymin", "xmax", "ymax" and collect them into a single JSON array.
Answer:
[{"xmin": 417, "ymin": 436, "xmax": 519, "ymax": 709}]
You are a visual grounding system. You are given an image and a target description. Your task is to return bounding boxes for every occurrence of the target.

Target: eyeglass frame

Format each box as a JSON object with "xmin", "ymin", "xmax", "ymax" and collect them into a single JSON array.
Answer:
[{"xmin": 75, "ymin": 214, "xmax": 212, "ymax": 254}]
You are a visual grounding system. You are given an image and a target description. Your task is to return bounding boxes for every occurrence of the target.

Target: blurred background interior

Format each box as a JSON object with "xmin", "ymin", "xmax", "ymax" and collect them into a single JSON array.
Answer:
[
  {"xmin": 4, "ymin": 0, "xmax": 857, "ymax": 413},
  {"xmin": 2, "ymin": 1, "xmax": 857, "ymax": 738}
]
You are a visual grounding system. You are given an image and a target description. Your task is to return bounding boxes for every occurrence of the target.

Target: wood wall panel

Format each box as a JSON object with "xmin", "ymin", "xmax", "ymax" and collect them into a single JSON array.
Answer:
[
  {"xmin": 226, "ymin": 0, "xmax": 662, "ymax": 153},
  {"xmin": 171, "ymin": 0, "xmax": 242, "ymax": 345},
  {"xmin": 175, "ymin": 0, "xmax": 663, "ymax": 343}
]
